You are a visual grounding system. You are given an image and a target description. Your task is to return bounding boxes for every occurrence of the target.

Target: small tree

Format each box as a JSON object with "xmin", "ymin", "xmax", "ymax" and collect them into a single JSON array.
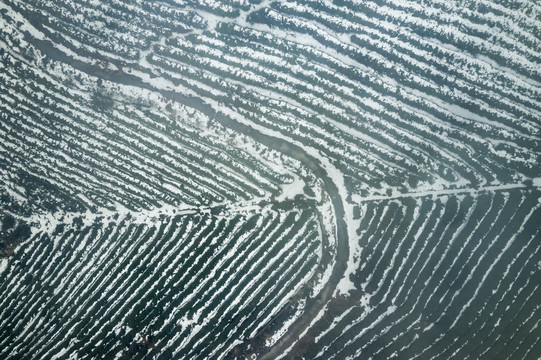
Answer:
[
  {"xmin": 10, "ymin": 222, "xmax": 31, "ymax": 244},
  {"xmin": 2, "ymin": 214, "xmax": 15, "ymax": 231}
]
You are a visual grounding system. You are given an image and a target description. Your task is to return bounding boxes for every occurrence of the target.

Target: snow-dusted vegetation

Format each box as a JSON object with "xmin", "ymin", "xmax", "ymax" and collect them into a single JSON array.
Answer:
[{"xmin": 1, "ymin": 0, "xmax": 540, "ymax": 358}]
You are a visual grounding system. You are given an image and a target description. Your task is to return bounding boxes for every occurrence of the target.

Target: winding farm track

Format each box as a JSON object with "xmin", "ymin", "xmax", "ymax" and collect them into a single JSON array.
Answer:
[{"xmin": 1, "ymin": 0, "xmax": 541, "ymax": 359}]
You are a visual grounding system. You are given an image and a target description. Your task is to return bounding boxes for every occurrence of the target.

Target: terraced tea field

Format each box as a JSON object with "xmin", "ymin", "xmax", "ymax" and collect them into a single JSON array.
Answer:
[{"xmin": 1, "ymin": 0, "xmax": 540, "ymax": 359}]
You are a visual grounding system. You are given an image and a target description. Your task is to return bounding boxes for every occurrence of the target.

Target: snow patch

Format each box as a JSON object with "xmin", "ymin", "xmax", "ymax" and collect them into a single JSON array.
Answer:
[
  {"xmin": 275, "ymin": 172, "xmax": 305, "ymax": 202},
  {"xmin": 0, "ymin": 258, "xmax": 9, "ymax": 275}
]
